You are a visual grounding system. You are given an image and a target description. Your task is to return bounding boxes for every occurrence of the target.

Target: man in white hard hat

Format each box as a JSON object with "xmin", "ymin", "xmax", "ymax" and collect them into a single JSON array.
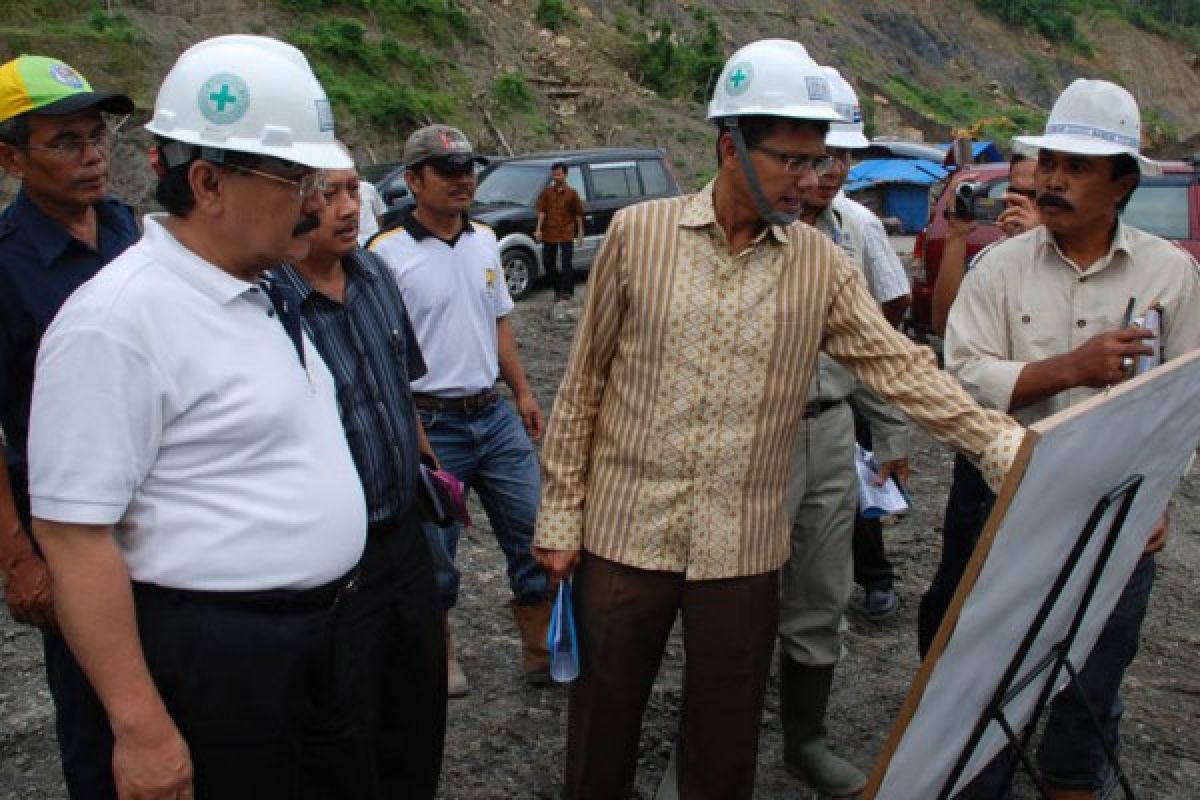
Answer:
[
  {"xmin": 532, "ymin": 38, "xmax": 1025, "ymax": 798},
  {"xmin": 775, "ymin": 64, "xmax": 912, "ymax": 797},
  {"xmin": 28, "ymin": 35, "xmax": 373, "ymax": 799},
  {"xmin": 943, "ymin": 79, "xmax": 1200, "ymax": 799}
]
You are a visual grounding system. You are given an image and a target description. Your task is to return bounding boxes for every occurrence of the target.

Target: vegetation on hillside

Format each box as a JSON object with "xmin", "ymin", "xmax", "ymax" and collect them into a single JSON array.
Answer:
[{"xmin": 976, "ymin": 0, "xmax": 1200, "ymax": 54}]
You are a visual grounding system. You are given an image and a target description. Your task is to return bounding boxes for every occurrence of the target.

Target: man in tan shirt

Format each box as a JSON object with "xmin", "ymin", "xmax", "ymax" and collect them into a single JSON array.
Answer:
[
  {"xmin": 533, "ymin": 39, "xmax": 1023, "ymax": 799},
  {"xmin": 534, "ymin": 162, "xmax": 584, "ymax": 301},
  {"xmin": 941, "ymin": 79, "xmax": 1200, "ymax": 800}
]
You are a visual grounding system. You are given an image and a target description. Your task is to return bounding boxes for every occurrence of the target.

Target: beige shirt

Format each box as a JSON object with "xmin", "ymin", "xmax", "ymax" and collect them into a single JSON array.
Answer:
[
  {"xmin": 535, "ymin": 181, "xmax": 1018, "ymax": 579},
  {"xmin": 945, "ymin": 222, "xmax": 1200, "ymax": 427}
]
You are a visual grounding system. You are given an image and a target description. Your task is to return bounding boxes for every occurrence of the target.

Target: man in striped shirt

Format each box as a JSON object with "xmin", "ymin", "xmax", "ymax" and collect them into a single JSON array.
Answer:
[{"xmin": 532, "ymin": 39, "xmax": 1024, "ymax": 799}]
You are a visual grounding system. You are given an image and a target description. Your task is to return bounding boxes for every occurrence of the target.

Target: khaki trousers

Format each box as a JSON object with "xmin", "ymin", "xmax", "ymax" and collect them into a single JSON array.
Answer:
[{"xmin": 565, "ymin": 554, "xmax": 778, "ymax": 799}]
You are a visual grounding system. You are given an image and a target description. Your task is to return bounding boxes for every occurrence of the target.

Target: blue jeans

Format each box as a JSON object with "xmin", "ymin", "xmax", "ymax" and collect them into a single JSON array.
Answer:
[
  {"xmin": 418, "ymin": 399, "xmax": 546, "ymax": 608},
  {"xmin": 925, "ymin": 456, "xmax": 1157, "ymax": 796}
]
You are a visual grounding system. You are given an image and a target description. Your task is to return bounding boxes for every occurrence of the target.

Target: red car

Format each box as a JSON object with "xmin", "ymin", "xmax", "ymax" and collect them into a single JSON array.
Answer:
[{"xmin": 909, "ymin": 159, "xmax": 1200, "ymax": 338}]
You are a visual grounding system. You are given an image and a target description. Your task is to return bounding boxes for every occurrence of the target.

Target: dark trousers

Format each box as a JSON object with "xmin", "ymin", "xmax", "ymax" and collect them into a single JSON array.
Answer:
[
  {"xmin": 15, "ymin": 468, "xmax": 116, "ymax": 800},
  {"xmin": 921, "ymin": 455, "xmax": 1157, "ymax": 795},
  {"xmin": 542, "ymin": 240, "xmax": 575, "ymax": 297},
  {"xmin": 343, "ymin": 510, "xmax": 447, "ymax": 799},
  {"xmin": 42, "ymin": 631, "xmax": 116, "ymax": 800},
  {"xmin": 565, "ymin": 554, "xmax": 778, "ymax": 799},
  {"xmin": 849, "ymin": 400, "xmax": 895, "ymax": 592},
  {"xmin": 126, "ymin": 576, "xmax": 371, "ymax": 799}
]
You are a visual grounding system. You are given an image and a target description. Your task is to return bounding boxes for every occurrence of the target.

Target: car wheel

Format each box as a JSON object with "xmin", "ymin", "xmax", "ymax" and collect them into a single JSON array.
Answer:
[{"xmin": 502, "ymin": 248, "xmax": 537, "ymax": 300}]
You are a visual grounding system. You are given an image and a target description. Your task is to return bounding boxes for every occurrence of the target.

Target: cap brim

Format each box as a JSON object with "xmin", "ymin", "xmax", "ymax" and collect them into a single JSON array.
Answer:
[
  {"xmin": 826, "ymin": 131, "xmax": 869, "ymax": 149},
  {"xmin": 285, "ymin": 140, "xmax": 356, "ymax": 170},
  {"xmin": 1013, "ymin": 133, "xmax": 1162, "ymax": 176},
  {"xmin": 37, "ymin": 91, "xmax": 134, "ymax": 117}
]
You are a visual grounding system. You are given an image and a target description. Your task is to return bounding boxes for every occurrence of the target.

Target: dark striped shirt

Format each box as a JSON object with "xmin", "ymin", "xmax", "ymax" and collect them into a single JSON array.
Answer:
[{"xmin": 272, "ymin": 249, "xmax": 426, "ymax": 523}]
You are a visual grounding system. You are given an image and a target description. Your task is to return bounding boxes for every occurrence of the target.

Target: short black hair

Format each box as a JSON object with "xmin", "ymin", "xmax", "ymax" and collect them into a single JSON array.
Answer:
[
  {"xmin": 153, "ymin": 142, "xmax": 267, "ymax": 217},
  {"xmin": 550, "ymin": 161, "xmax": 567, "ymax": 173},
  {"xmin": 1111, "ymin": 153, "xmax": 1140, "ymax": 213},
  {"xmin": 713, "ymin": 115, "xmax": 831, "ymax": 166},
  {"xmin": 0, "ymin": 114, "xmax": 31, "ymax": 147}
]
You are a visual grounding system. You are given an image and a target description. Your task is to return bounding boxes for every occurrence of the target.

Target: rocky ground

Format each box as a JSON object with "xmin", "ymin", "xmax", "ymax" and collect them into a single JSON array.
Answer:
[{"xmin": 2, "ymin": 254, "xmax": 1198, "ymax": 799}]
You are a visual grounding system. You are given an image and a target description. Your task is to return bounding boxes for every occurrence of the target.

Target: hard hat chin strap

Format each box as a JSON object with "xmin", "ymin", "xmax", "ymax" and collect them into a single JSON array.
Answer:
[{"xmin": 726, "ymin": 119, "xmax": 798, "ymax": 228}]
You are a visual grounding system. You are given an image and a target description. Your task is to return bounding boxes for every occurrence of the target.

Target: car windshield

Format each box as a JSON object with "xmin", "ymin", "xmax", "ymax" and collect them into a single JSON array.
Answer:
[{"xmin": 474, "ymin": 164, "xmax": 548, "ymax": 207}]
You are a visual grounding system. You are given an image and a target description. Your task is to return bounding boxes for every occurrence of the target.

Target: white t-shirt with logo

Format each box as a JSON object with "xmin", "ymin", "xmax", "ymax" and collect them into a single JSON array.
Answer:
[{"xmin": 370, "ymin": 220, "xmax": 513, "ymax": 396}]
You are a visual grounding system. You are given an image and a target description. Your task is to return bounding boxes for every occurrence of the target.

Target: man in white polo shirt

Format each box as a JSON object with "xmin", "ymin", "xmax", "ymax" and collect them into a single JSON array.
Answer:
[
  {"xmin": 27, "ymin": 36, "xmax": 371, "ymax": 799},
  {"xmin": 371, "ymin": 124, "xmax": 550, "ymax": 696}
]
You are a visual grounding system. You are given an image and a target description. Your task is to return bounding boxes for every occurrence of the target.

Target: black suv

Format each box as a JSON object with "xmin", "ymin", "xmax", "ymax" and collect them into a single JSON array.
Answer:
[{"xmin": 470, "ymin": 148, "xmax": 682, "ymax": 299}]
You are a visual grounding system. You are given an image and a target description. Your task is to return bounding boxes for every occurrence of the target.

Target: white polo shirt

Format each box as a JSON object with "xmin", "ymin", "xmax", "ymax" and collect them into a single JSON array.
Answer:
[
  {"xmin": 28, "ymin": 215, "xmax": 367, "ymax": 591},
  {"xmin": 370, "ymin": 215, "xmax": 513, "ymax": 396}
]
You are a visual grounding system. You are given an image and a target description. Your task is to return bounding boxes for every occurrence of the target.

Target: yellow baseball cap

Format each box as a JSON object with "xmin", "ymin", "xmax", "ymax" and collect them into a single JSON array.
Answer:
[{"xmin": 0, "ymin": 55, "xmax": 133, "ymax": 124}]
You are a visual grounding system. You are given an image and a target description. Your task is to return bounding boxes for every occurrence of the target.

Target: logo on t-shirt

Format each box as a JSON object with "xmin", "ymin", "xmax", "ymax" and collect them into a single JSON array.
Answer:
[{"xmin": 484, "ymin": 267, "xmax": 497, "ymax": 298}]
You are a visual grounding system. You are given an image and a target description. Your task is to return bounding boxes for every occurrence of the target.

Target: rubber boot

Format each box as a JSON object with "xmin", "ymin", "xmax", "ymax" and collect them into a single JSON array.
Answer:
[
  {"xmin": 509, "ymin": 597, "xmax": 552, "ymax": 686},
  {"xmin": 444, "ymin": 612, "xmax": 469, "ymax": 698},
  {"xmin": 780, "ymin": 657, "xmax": 867, "ymax": 798}
]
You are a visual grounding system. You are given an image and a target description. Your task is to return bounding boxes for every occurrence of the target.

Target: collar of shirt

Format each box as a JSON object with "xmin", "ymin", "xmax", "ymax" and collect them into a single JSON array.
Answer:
[
  {"xmin": 141, "ymin": 214, "xmax": 260, "ymax": 305},
  {"xmin": 1034, "ymin": 218, "xmax": 1134, "ymax": 277},
  {"xmin": 10, "ymin": 189, "xmax": 128, "ymax": 268},
  {"xmin": 678, "ymin": 179, "xmax": 790, "ymax": 246},
  {"xmin": 274, "ymin": 248, "xmax": 381, "ymax": 305},
  {"xmin": 399, "ymin": 205, "xmax": 476, "ymax": 246}
]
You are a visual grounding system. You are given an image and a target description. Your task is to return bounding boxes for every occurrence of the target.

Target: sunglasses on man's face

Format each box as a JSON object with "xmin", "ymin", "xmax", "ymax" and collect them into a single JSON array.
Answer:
[{"xmin": 425, "ymin": 155, "xmax": 476, "ymax": 176}]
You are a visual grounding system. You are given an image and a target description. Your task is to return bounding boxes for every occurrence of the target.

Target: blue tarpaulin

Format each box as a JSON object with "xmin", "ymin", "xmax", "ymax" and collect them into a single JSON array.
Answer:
[
  {"xmin": 846, "ymin": 158, "xmax": 949, "ymax": 232},
  {"xmin": 935, "ymin": 140, "xmax": 1005, "ymax": 164}
]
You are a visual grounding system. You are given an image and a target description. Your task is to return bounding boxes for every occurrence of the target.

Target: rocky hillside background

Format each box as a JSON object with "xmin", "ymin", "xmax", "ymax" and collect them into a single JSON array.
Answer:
[{"xmin": 3, "ymin": 0, "xmax": 1200, "ymax": 208}]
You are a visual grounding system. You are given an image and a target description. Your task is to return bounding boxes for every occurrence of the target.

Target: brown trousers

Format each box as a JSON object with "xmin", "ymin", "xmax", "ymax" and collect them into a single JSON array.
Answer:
[{"xmin": 565, "ymin": 554, "xmax": 779, "ymax": 799}]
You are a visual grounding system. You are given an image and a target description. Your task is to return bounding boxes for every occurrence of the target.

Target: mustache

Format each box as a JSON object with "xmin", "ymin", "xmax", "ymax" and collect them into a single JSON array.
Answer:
[
  {"xmin": 292, "ymin": 214, "xmax": 320, "ymax": 236},
  {"xmin": 1037, "ymin": 193, "xmax": 1075, "ymax": 212}
]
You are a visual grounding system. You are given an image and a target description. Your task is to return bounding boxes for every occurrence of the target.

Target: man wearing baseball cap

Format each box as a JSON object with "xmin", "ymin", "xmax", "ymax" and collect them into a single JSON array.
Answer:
[
  {"xmin": 371, "ymin": 124, "xmax": 551, "ymax": 698},
  {"xmin": 0, "ymin": 55, "xmax": 136, "ymax": 797},
  {"xmin": 28, "ymin": 36, "xmax": 373, "ymax": 798},
  {"xmin": 942, "ymin": 79, "xmax": 1200, "ymax": 798}
]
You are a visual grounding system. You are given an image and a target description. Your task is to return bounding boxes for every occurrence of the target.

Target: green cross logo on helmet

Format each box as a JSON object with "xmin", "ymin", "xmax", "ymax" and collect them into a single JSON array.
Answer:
[
  {"xmin": 198, "ymin": 72, "xmax": 250, "ymax": 125},
  {"xmin": 726, "ymin": 62, "xmax": 754, "ymax": 97}
]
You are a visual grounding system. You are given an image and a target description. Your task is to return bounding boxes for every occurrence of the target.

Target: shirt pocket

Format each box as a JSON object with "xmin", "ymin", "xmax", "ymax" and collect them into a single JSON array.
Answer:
[{"xmin": 1009, "ymin": 307, "xmax": 1064, "ymax": 363}]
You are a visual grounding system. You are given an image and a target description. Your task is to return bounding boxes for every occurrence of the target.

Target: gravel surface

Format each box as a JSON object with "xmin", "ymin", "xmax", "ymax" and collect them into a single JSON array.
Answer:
[{"xmin": 2, "ymin": 263, "xmax": 1198, "ymax": 799}]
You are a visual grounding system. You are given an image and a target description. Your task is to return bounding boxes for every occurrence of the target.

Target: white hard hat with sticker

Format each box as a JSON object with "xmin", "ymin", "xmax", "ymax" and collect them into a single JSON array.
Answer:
[
  {"xmin": 707, "ymin": 39, "xmax": 843, "ymax": 123},
  {"xmin": 146, "ymin": 34, "xmax": 352, "ymax": 170}
]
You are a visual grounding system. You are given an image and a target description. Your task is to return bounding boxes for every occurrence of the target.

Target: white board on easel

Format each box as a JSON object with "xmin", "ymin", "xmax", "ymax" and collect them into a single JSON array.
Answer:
[{"xmin": 866, "ymin": 348, "xmax": 1200, "ymax": 799}]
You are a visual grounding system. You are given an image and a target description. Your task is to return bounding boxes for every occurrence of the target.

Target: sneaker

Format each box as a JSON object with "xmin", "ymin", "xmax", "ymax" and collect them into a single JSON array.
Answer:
[{"xmin": 864, "ymin": 587, "xmax": 899, "ymax": 620}]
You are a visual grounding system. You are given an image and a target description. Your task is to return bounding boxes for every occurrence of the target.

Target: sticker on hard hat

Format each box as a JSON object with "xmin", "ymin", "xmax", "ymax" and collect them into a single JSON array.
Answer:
[
  {"xmin": 725, "ymin": 62, "xmax": 754, "ymax": 96},
  {"xmin": 805, "ymin": 76, "xmax": 831, "ymax": 103},
  {"xmin": 48, "ymin": 63, "xmax": 85, "ymax": 89},
  {"xmin": 198, "ymin": 73, "xmax": 250, "ymax": 126},
  {"xmin": 315, "ymin": 98, "xmax": 335, "ymax": 133}
]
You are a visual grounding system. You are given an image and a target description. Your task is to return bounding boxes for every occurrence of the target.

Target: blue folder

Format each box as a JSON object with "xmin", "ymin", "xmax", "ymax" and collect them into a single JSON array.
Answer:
[{"xmin": 547, "ymin": 580, "xmax": 580, "ymax": 683}]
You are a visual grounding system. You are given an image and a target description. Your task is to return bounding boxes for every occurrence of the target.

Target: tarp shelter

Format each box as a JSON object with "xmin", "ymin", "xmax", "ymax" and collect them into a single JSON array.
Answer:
[
  {"xmin": 937, "ymin": 140, "xmax": 1005, "ymax": 166},
  {"xmin": 846, "ymin": 158, "xmax": 949, "ymax": 233}
]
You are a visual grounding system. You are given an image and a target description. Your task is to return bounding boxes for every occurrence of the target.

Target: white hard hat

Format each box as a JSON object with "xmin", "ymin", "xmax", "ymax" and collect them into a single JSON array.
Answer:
[
  {"xmin": 1013, "ymin": 78, "xmax": 1160, "ymax": 176},
  {"xmin": 821, "ymin": 66, "xmax": 869, "ymax": 149},
  {"xmin": 707, "ymin": 39, "xmax": 843, "ymax": 123},
  {"xmin": 146, "ymin": 35, "xmax": 352, "ymax": 170}
]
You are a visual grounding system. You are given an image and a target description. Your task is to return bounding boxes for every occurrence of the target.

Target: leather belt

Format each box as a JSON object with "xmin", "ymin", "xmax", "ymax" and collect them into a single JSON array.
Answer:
[
  {"xmin": 132, "ymin": 569, "xmax": 358, "ymax": 614},
  {"xmin": 802, "ymin": 398, "xmax": 845, "ymax": 419},
  {"xmin": 413, "ymin": 389, "xmax": 498, "ymax": 415}
]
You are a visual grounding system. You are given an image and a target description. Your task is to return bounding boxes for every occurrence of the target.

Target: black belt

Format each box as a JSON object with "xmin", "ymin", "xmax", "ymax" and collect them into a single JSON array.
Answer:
[
  {"xmin": 413, "ymin": 389, "xmax": 498, "ymax": 415},
  {"xmin": 132, "ymin": 569, "xmax": 358, "ymax": 614},
  {"xmin": 802, "ymin": 398, "xmax": 845, "ymax": 419}
]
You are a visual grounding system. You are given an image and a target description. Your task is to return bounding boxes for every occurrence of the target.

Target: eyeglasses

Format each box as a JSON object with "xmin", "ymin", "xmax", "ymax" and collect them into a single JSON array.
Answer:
[
  {"xmin": 752, "ymin": 144, "xmax": 835, "ymax": 177},
  {"xmin": 226, "ymin": 164, "xmax": 329, "ymax": 199},
  {"xmin": 21, "ymin": 115, "xmax": 128, "ymax": 161}
]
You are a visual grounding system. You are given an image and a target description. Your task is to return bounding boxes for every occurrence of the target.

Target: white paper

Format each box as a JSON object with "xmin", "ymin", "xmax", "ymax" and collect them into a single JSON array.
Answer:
[{"xmin": 855, "ymin": 444, "xmax": 910, "ymax": 519}]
